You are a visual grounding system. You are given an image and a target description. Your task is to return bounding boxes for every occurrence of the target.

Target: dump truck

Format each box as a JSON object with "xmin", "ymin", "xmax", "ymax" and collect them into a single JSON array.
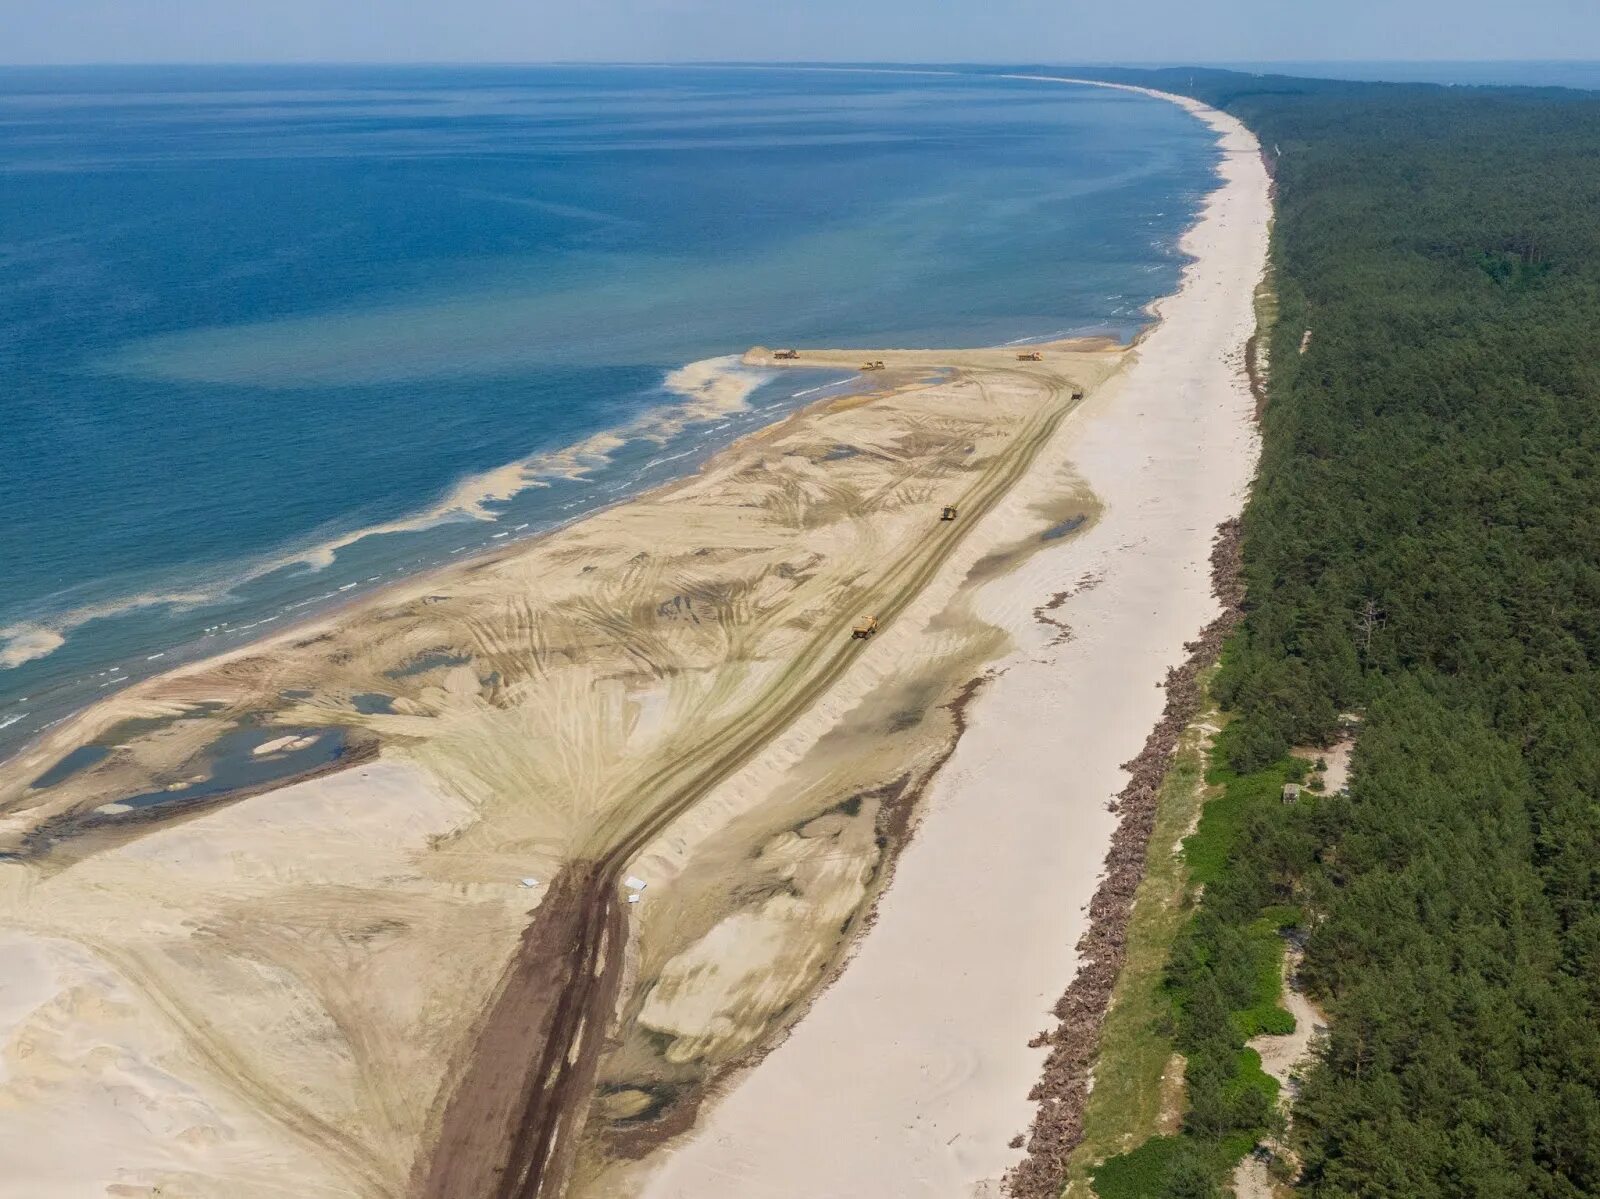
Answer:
[
  {"xmin": 940, "ymin": 506, "xmax": 958, "ymax": 522},
  {"xmin": 1016, "ymin": 350, "xmax": 1043, "ymax": 361},
  {"xmin": 852, "ymin": 615, "xmax": 879, "ymax": 640},
  {"xmin": 773, "ymin": 349, "xmax": 799, "ymax": 360}
]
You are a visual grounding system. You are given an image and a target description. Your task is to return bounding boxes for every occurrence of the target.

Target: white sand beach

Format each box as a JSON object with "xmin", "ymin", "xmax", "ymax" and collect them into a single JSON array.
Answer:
[{"xmin": 632, "ymin": 86, "xmax": 1271, "ymax": 1199}]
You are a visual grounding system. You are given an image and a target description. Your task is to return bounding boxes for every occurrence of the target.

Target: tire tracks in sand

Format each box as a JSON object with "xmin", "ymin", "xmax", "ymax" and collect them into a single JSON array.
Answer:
[{"xmin": 413, "ymin": 365, "xmax": 1083, "ymax": 1199}]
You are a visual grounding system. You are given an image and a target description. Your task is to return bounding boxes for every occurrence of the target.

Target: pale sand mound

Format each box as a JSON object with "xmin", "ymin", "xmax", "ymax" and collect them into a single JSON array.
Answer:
[
  {"xmin": 629, "ymin": 84, "xmax": 1270, "ymax": 1199},
  {"xmin": 0, "ymin": 760, "xmax": 507, "ymax": 1198}
]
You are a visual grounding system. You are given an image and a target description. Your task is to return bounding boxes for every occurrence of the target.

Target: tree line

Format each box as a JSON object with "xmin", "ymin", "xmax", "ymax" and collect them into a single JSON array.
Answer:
[{"xmin": 1050, "ymin": 67, "xmax": 1600, "ymax": 1196}]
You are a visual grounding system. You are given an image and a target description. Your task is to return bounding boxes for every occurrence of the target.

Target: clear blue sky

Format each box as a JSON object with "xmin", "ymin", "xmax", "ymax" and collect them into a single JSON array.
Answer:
[{"xmin": 2, "ymin": 0, "xmax": 1597, "ymax": 66}]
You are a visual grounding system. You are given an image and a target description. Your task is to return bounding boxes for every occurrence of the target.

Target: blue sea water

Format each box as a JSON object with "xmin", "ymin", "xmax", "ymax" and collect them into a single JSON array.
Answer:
[{"xmin": 0, "ymin": 65, "xmax": 1220, "ymax": 755}]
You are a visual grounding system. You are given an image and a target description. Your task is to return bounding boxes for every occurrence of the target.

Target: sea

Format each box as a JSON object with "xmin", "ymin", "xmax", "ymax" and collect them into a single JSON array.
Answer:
[{"xmin": 0, "ymin": 64, "xmax": 1221, "ymax": 757}]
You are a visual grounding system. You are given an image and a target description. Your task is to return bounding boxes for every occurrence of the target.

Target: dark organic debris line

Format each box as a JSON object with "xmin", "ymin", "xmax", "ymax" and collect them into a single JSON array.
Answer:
[{"xmin": 1005, "ymin": 517, "xmax": 1244, "ymax": 1198}]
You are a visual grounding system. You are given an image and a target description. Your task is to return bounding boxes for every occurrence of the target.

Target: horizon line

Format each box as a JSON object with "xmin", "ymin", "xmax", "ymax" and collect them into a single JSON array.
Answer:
[{"xmin": 4, "ymin": 55, "xmax": 1600, "ymax": 70}]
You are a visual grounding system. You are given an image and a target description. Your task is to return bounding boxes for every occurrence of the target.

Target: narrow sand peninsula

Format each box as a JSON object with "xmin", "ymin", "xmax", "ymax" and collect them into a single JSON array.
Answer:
[
  {"xmin": 629, "ymin": 85, "xmax": 1270, "ymax": 1199},
  {"xmin": 0, "ymin": 331, "xmax": 1118, "ymax": 1195}
]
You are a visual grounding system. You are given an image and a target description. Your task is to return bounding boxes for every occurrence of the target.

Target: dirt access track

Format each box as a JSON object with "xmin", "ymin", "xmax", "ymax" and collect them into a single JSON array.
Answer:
[
  {"xmin": 0, "ymin": 340, "xmax": 1118, "ymax": 1199},
  {"xmin": 414, "ymin": 344, "xmax": 1112, "ymax": 1199}
]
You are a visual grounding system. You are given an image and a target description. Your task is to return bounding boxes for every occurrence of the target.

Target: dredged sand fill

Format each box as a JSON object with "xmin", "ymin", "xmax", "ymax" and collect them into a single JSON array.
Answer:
[
  {"xmin": 0, "ymin": 335, "xmax": 1120, "ymax": 1194},
  {"xmin": 628, "ymin": 86, "xmax": 1270, "ymax": 1199}
]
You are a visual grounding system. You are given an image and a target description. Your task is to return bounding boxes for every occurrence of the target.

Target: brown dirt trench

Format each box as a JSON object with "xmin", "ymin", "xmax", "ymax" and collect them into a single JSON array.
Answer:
[{"xmin": 411, "ymin": 362, "xmax": 1084, "ymax": 1199}]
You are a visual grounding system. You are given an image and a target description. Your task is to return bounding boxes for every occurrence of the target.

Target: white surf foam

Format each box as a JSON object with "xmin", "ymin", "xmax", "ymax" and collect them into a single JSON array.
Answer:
[{"xmin": 3, "ymin": 356, "xmax": 775, "ymax": 673}]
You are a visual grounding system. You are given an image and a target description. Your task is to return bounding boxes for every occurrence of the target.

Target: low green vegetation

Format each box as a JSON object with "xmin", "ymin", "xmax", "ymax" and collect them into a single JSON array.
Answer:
[
  {"xmin": 1060, "ymin": 66, "xmax": 1600, "ymax": 1196},
  {"xmin": 1092, "ymin": 1133, "xmax": 1213, "ymax": 1199},
  {"xmin": 1087, "ymin": 723, "xmax": 1310, "ymax": 1197},
  {"xmin": 1062, "ymin": 715, "xmax": 1214, "ymax": 1197}
]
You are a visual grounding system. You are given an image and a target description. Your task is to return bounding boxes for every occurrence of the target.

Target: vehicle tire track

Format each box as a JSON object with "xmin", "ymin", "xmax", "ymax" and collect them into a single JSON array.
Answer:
[{"xmin": 414, "ymin": 365, "xmax": 1082, "ymax": 1199}]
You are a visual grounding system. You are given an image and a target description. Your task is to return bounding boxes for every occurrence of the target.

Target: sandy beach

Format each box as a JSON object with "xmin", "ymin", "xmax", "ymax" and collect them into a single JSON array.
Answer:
[
  {"xmin": 0, "ymin": 80, "xmax": 1267, "ymax": 1199},
  {"xmin": 624, "ymin": 85, "xmax": 1270, "ymax": 1199}
]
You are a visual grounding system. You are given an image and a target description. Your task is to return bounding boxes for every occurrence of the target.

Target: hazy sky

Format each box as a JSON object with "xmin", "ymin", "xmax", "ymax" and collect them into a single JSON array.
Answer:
[{"xmin": 2, "ymin": 0, "xmax": 1597, "ymax": 66}]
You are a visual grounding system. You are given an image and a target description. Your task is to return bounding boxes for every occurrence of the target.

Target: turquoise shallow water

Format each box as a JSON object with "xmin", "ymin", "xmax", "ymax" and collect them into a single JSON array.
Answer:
[{"xmin": 0, "ymin": 64, "xmax": 1219, "ymax": 755}]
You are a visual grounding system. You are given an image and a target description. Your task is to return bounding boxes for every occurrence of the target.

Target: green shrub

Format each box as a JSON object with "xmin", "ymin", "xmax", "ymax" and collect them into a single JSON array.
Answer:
[{"xmin": 1090, "ymin": 1135, "xmax": 1187, "ymax": 1199}]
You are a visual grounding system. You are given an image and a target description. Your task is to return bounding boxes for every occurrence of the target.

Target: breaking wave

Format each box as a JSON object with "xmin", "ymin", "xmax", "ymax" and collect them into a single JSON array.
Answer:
[{"xmin": 0, "ymin": 356, "xmax": 773, "ymax": 670}]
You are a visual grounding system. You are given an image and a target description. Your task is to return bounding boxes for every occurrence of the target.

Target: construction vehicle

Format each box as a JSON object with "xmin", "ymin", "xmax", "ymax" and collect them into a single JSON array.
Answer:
[
  {"xmin": 852, "ymin": 615, "xmax": 879, "ymax": 640},
  {"xmin": 1071, "ymin": 390, "xmax": 1085, "ymax": 400},
  {"xmin": 940, "ymin": 506, "xmax": 958, "ymax": 522},
  {"xmin": 773, "ymin": 349, "xmax": 799, "ymax": 360},
  {"xmin": 1016, "ymin": 350, "xmax": 1043, "ymax": 362},
  {"xmin": 861, "ymin": 360, "xmax": 886, "ymax": 371}
]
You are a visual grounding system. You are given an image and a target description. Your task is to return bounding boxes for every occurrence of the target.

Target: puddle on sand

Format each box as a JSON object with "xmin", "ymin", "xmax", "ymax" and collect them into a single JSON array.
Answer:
[
  {"xmin": 28, "ymin": 703, "xmax": 230, "ymax": 792},
  {"xmin": 352, "ymin": 693, "xmax": 395, "ymax": 715},
  {"xmin": 385, "ymin": 650, "xmax": 470, "ymax": 679},
  {"xmin": 29, "ymin": 745, "xmax": 111, "ymax": 790},
  {"xmin": 116, "ymin": 725, "xmax": 348, "ymax": 811},
  {"xmin": 1041, "ymin": 513, "xmax": 1088, "ymax": 541}
]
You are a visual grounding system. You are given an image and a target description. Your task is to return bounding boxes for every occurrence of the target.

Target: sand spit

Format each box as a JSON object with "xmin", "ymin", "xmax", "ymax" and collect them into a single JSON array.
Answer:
[
  {"xmin": 628, "ymin": 87, "xmax": 1270, "ymax": 1199},
  {"xmin": 0, "ymin": 330, "xmax": 1116, "ymax": 1195}
]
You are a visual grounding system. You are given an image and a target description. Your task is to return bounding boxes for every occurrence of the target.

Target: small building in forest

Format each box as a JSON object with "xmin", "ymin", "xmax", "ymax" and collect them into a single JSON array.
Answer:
[{"xmin": 1282, "ymin": 782, "xmax": 1302, "ymax": 804}]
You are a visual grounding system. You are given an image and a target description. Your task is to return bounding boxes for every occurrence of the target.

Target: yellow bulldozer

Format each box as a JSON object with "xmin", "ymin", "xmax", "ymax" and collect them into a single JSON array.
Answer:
[{"xmin": 852, "ymin": 615, "xmax": 879, "ymax": 640}]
